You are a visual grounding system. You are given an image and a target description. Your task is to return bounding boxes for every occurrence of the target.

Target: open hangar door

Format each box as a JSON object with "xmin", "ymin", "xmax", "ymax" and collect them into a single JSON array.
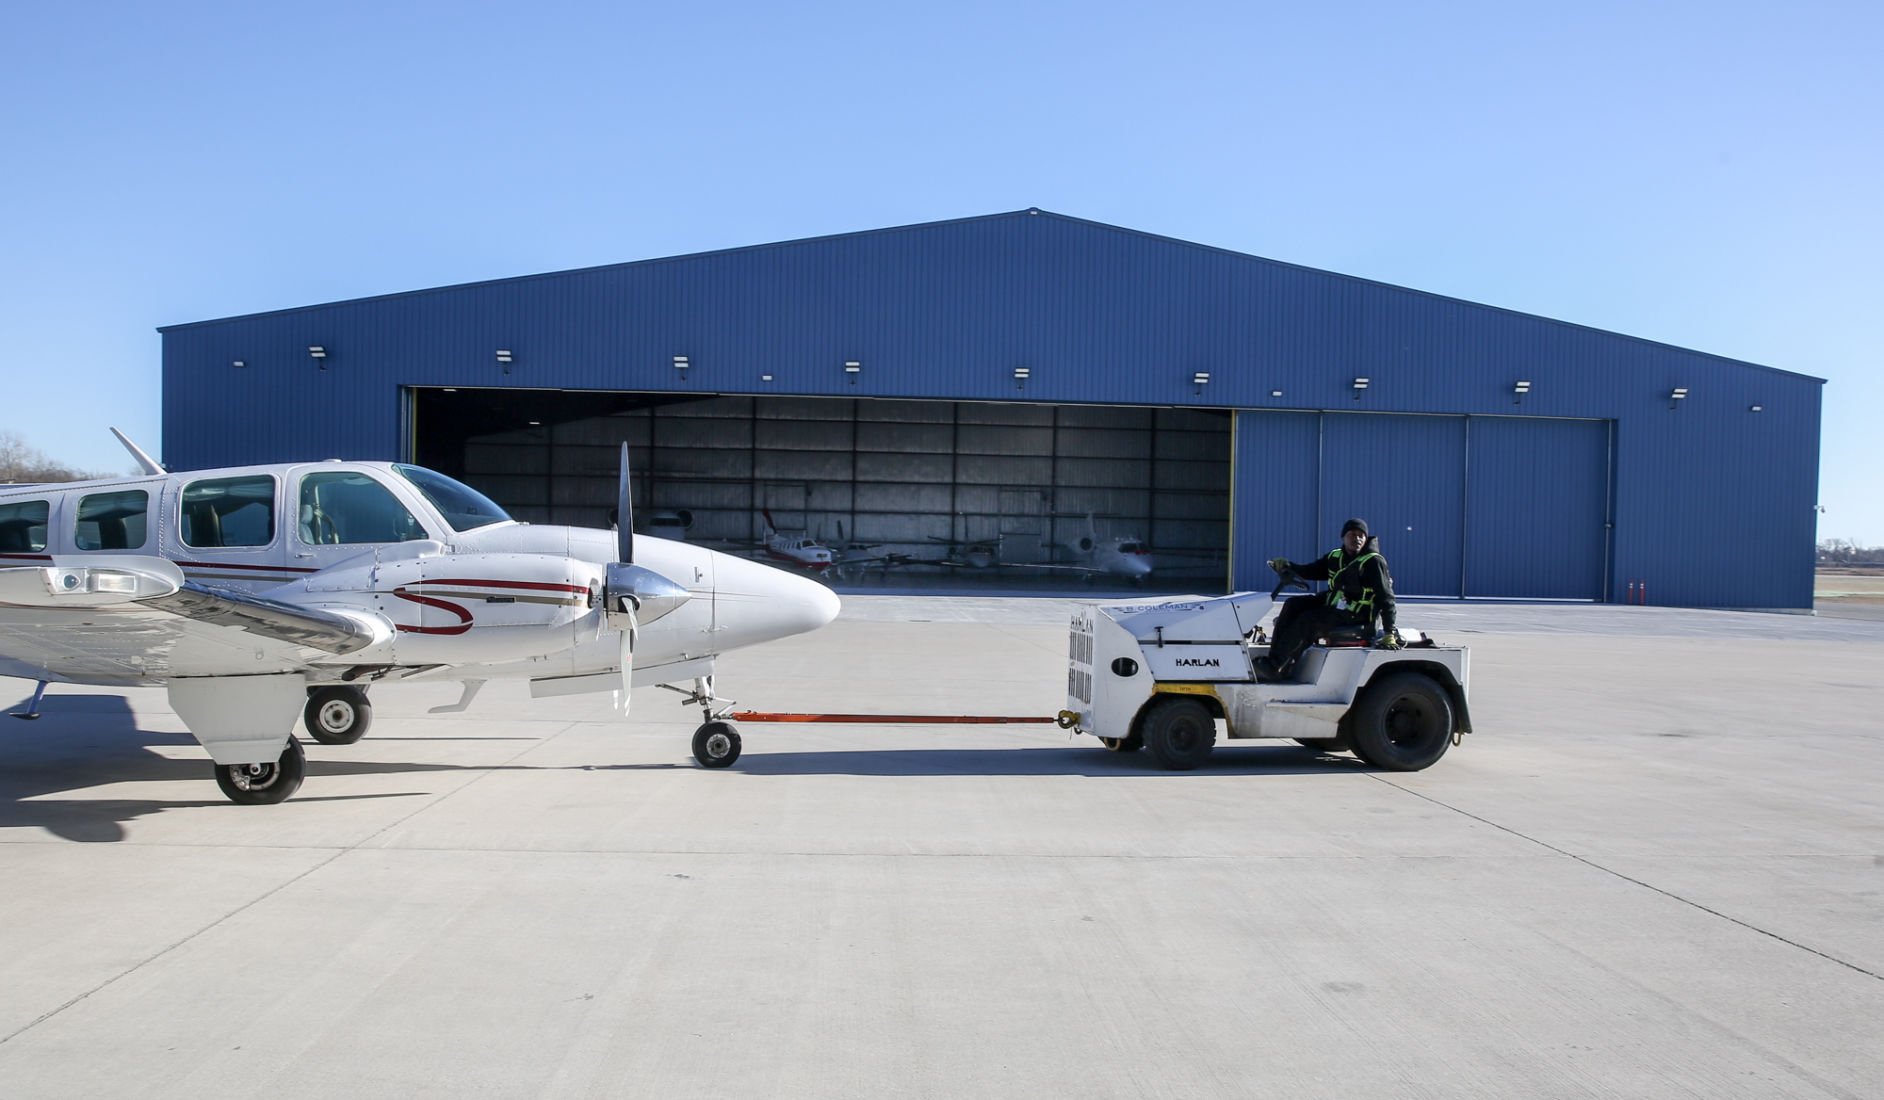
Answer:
[
  {"xmin": 410, "ymin": 388, "xmax": 1232, "ymax": 592},
  {"xmin": 1233, "ymin": 411, "xmax": 1610, "ymax": 601}
]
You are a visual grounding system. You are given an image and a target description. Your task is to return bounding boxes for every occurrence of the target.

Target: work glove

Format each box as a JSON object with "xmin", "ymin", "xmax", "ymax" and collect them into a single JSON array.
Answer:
[
  {"xmin": 1267, "ymin": 557, "xmax": 1291, "ymax": 573},
  {"xmin": 1375, "ymin": 629, "xmax": 1403, "ymax": 650}
]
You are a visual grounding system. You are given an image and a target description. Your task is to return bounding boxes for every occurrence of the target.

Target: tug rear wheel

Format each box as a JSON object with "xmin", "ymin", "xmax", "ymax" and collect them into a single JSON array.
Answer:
[
  {"xmin": 214, "ymin": 739, "xmax": 306, "ymax": 805},
  {"xmin": 1140, "ymin": 697, "xmax": 1217, "ymax": 770},
  {"xmin": 692, "ymin": 722, "xmax": 742, "ymax": 768},
  {"xmin": 1347, "ymin": 672, "xmax": 1453, "ymax": 771}
]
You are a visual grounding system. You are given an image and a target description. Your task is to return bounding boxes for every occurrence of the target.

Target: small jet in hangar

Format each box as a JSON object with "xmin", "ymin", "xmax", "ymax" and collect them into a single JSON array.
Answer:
[{"xmin": 0, "ymin": 438, "xmax": 839, "ymax": 804}]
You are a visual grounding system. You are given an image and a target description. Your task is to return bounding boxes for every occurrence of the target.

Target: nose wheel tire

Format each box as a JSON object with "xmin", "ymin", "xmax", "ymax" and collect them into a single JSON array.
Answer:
[
  {"xmin": 214, "ymin": 738, "xmax": 306, "ymax": 805},
  {"xmin": 305, "ymin": 686, "xmax": 371, "ymax": 745},
  {"xmin": 692, "ymin": 721, "xmax": 742, "ymax": 768}
]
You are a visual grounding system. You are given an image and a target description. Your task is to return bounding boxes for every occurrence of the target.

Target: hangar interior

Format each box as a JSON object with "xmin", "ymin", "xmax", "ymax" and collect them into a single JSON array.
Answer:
[{"xmin": 412, "ymin": 387, "xmax": 1231, "ymax": 587}]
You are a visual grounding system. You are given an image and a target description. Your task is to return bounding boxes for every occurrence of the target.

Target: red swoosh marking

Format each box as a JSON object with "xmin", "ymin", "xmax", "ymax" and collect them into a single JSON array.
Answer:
[{"xmin": 391, "ymin": 587, "xmax": 474, "ymax": 635}]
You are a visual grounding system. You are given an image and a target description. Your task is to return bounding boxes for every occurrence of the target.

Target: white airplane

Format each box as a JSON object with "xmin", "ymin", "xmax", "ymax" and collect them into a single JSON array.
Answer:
[
  {"xmin": 0, "ymin": 436, "xmax": 839, "ymax": 805},
  {"xmin": 747, "ymin": 509, "xmax": 835, "ymax": 575},
  {"xmin": 1008, "ymin": 516, "xmax": 1155, "ymax": 584},
  {"xmin": 926, "ymin": 533, "xmax": 1008, "ymax": 572},
  {"xmin": 641, "ymin": 509, "xmax": 693, "ymax": 541}
]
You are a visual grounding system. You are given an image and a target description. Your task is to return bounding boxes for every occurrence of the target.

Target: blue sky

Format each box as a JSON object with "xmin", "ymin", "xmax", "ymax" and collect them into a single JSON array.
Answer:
[{"xmin": 5, "ymin": 1, "xmax": 1879, "ymax": 543}]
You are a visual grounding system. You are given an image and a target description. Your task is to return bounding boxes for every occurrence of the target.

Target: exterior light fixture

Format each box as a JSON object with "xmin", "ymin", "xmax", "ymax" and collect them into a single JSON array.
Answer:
[
  {"xmin": 232, "ymin": 359, "xmax": 246, "ymax": 368},
  {"xmin": 496, "ymin": 349, "xmax": 513, "ymax": 374},
  {"xmin": 1749, "ymin": 404, "xmax": 1762, "ymax": 412},
  {"xmin": 761, "ymin": 373, "xmax": 774, "ymax": 382},
  {"xmin": 674, "ymin": 355, "xmax": 690, "ymax": 379},
  {"xmin": 1271, "ymin": 390, "xmax": 1283, "ymax": 398},
  {"xmin": 1352, "ymin": 376, "xmax": 1370, "ymax": 400},
  {"xmin": 1192, "ymin": 371, "xmax": 1211, "ymax": 395},
  {"xmin": 442, "ymin": 387, "xmax": 457, "ymax": 393},
  {"xmin": 1014, "ymin": 366, "xmax": 1030, "ymax": 390},
  {"xmin": 1514, "ymin": 380, "xmax": 1531, "ymax": 405},
  {"xmin": 309, "ymin": 345, "xmax": 327, "ymax": 370},
  {"xmin": 844, "ymin": 360, "xmax": 861, "ymax": 385},
  {"xmin": 1669, "ymin": 386, "xmax": 1688, "ymax": 410}
]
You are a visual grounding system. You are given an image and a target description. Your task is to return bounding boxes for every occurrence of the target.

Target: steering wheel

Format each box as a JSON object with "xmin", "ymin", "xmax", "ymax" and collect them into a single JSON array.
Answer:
[{"xmin": 1269, "ymin": 563, "xmax": 1311, "ymax": 601}]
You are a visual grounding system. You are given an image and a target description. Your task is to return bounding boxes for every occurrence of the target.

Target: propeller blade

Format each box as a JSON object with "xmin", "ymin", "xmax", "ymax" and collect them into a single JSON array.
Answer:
[
  {"xmin": 615, "ymin": 606, "xmax": 637, "ymax": 715},
  {"xmin": 617, "ymin": 442, "xmax": 633, "ymax": 565}
]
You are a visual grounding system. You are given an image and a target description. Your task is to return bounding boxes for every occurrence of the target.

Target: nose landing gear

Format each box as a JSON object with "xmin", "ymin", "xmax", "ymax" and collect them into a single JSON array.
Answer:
[{"xmin": 662, "ymin": 675, "xmax": 744, "ymax": 768}]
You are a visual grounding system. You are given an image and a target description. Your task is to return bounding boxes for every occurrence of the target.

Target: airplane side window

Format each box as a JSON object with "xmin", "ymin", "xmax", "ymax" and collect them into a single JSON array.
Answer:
[
  {"xmin": 181, "ymin": 475, "xmax": 276, "ymax": 548},
  {"xmin": 75, "ymin": 490, "xmax": 149, "ymax": 551},
  {"xmin": 0, "ymin": 499, "xmax": 51, "ymax": 553},
  {"xmin": 298, "ymin": 472, "xmax": 425, "ymax": 545}
]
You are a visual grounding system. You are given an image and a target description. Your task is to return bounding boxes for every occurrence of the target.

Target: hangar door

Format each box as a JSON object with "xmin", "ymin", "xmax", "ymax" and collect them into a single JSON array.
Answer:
[
  {"xmin": 1240, "ymin": 412, "xmax": 1610, "ymax": 600},
  {"xmin": 1462, "ymin": 416, "xmax": 1610, "ymax": 599}
]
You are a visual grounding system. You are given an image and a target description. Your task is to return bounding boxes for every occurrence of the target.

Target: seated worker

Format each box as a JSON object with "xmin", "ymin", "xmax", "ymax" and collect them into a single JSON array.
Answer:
[{"xmin": 1255, "ymin": 517, "xmax": 1400, "ymax": 682}]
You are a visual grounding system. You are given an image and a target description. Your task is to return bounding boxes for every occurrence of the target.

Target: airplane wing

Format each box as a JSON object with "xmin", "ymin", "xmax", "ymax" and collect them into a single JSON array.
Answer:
[
  {"xmin": 1001, "ymin": 561, "xmax": 1106, "ymax": 574},
  {"xmin": 0, "ymin": 556, "xmax": 388, "ymax": 685}
]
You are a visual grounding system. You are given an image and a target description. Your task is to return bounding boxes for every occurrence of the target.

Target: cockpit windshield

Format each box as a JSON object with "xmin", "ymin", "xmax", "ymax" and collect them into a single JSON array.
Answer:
[{"xmin": 393, "ymin": 466, "xmax": 512, "ymax": 532}]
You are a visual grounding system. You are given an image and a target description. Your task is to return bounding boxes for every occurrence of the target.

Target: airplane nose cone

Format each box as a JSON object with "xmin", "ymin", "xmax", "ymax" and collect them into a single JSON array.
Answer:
[{"xmin": 711, "ymin": 551, "xmax": 841, "ymax": 649}]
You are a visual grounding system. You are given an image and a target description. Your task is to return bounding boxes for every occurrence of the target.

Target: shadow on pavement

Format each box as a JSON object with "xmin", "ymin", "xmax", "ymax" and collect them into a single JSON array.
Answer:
[
  {"xmin": 726, "ymin": 744, "xmax": 1372, "ymax": 777},
  {"xmin": 0, "ymin": 690, "xmax": 466, "ymax": 842}
]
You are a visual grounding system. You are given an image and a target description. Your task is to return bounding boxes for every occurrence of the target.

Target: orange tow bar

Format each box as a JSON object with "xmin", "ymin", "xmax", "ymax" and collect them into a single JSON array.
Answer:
[{"xmin": 728, "ymin": 712, "xmax": 1056, "ymax": 724}]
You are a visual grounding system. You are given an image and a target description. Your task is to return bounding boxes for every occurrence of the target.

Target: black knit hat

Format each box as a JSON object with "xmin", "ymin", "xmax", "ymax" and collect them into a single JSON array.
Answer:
[{"xmin": 1341, "ymin": 517, "xmax": 1369, "ymax": 537}]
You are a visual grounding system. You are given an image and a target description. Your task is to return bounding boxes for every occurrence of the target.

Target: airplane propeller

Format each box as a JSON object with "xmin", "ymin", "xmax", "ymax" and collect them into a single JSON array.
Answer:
[{"xmin": 601, "ymin": 443, "xmax": 690, "ymax": 712}]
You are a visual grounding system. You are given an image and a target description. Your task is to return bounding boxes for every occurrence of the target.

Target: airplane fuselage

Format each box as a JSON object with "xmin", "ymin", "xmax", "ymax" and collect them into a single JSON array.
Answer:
[{"xmin": 0, "ymin": 460, "xmax": 837, "ymax": 689}]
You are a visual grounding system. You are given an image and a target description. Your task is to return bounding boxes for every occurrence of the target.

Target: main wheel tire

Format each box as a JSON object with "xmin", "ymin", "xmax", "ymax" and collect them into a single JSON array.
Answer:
[
  {"xmin": 1099, "ymin": 732, "xmax": 1144, "ymax": 752},
  {"xmin": 692, "ymin": 721, "xmax": 742, "ymax": 768},
  {"xmin": 305, "ymin": 686, "xmax": 371, "ymax": 745},
  {"xmin": 214, "ymin": 738, "xmax": 306, "ymax": 805},
  {"xmin": 1346, "ymin": 672, "xmax": 1453, "ymax": 771},
  {"xmin": 1140, "ymin": 696, "xmax": 1217, "ymax": 771}
]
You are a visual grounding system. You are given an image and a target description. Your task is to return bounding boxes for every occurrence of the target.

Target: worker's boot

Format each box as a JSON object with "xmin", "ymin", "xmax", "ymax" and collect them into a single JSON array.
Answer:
[{"xmin": 1252, "ymin": 655, "xmax": 1283, "ymax": 682}]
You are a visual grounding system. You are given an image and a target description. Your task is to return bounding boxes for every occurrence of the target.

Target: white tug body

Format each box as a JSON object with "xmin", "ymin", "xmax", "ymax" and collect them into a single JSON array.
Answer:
[{"xmin": 1060, "ymin": 592, "xmax": 1471, "ymax": 770}]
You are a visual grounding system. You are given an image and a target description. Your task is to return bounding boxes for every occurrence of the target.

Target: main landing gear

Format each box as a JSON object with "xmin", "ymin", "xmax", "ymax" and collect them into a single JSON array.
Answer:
[
  {"xmin": 213, "ymin": 739, "xmax": 306, "ymax": 805},
  {"xmin": 304, "ymin": 685, "xmax": 372, "ymax": 745},
  {"xmin": 662, "ymin": 675, "xmax": 743, "ymax": 768}
]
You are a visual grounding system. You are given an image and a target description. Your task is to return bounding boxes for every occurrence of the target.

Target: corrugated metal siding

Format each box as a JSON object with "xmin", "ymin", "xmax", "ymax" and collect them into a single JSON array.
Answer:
[{"xmin": 161, "ymin": 209, "xmax": 1824, "ymax": 608}]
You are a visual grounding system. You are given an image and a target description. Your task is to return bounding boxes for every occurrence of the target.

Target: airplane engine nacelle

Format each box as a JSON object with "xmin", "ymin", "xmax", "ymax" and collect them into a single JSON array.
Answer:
[{"xmin": 281, "ymin": 550, "xmax": 606, "ymax": 670}]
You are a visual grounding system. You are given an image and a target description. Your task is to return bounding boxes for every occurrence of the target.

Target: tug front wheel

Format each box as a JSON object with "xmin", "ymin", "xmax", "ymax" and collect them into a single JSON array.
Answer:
[
  {"xmin": 1140, "ymin": 696, "xmax": 1217, "ymax": 770},
  {"xmin": 305, "ymin": 686, "xmax": 371, "ymax": 745},
  {"xmin": 692, "ymin": 722, "xmax": 742, "ymax": 768},
  {"xmin": 213, "ymin": 738, "xmax": 306, "ymax": 805}
]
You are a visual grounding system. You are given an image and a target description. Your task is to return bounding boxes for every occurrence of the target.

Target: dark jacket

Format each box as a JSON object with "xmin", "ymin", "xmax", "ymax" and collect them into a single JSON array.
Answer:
[{"xmin": 1294, "ymin": 543, "xmax": 1396, "ymax": 634}]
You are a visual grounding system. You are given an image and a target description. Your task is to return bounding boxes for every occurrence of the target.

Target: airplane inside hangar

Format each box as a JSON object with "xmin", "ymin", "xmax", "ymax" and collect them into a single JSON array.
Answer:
[{"xmin": 409, "ymin": 388, "xmax": 1233, "ymax": 592}]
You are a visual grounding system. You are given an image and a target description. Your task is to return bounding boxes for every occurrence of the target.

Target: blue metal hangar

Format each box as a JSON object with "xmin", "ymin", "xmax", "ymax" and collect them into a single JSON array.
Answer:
[{"xmin": 158, "ymin": 209, "xmax": 1822, "ymax": 608}]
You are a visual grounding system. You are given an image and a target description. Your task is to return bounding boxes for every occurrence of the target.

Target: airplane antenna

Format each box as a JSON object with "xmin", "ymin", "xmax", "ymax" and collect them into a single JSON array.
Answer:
[{"xmin": 110, "ymin": 428, "xmax": 165, "ymax": 475}]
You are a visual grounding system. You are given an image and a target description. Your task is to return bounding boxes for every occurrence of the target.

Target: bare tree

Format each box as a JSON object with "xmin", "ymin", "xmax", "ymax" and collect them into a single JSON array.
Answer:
[{"xmin": 0, "ymin": 430, "xmax": 112, "ymax": 484}]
